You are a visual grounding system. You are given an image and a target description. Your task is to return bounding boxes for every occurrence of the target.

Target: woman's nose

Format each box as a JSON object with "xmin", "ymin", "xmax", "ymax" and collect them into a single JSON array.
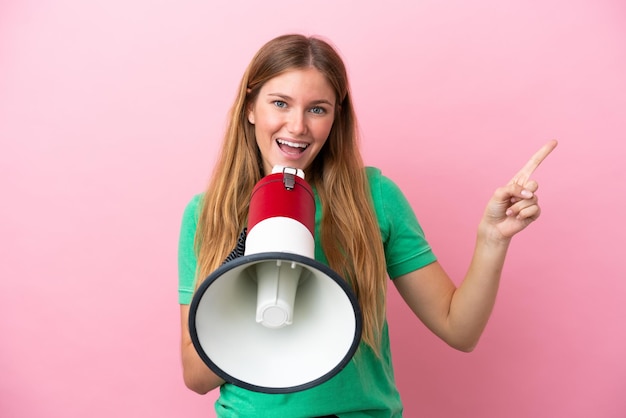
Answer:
[{"xmin": 286, "ymin": 111, "xmax": 307, "ymax": 135}]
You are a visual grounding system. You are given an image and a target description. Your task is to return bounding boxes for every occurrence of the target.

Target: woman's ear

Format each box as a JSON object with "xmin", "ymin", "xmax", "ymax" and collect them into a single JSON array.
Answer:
[
  {"xmin": 246, "ymin": 104, "xmax": 255, "ymax": 125},
  {"xmin": 245, "ymin": 88, "xmax": 256, "ymax": 124}
]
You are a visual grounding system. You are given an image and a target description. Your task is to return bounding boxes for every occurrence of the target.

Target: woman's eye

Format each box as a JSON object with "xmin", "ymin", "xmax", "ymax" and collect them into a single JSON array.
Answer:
[
  {"xmin": 273, "ymin": 100, "xmax": 287, "ymax": 108},
  {"xmin": 310, "ymin": 106, "xmax": 326, "ymax": 115}
]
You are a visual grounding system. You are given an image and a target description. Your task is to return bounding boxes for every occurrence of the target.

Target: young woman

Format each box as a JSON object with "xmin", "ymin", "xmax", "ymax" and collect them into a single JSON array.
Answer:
[{"xmin": 178, "ymin": 33, "xmax": 557, "ymax": 417}]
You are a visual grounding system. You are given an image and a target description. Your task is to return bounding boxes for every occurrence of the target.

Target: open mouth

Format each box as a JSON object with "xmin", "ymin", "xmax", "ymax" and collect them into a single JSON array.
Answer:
[{"xmin": 276, "ymin": 139, "xmax": 309, "ymax": 154}]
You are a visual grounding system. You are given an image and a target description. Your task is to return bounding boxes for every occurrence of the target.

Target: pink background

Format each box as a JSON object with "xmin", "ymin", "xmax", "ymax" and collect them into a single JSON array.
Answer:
[{"xmin": 1, "ymin": 1, "xmax": 625, "ymax": 417}]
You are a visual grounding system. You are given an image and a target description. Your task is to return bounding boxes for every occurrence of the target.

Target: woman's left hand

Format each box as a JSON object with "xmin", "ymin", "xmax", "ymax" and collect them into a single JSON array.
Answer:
[{"xmin": 481, "ymin": 140, "xmax": 558, "ymax": 241}]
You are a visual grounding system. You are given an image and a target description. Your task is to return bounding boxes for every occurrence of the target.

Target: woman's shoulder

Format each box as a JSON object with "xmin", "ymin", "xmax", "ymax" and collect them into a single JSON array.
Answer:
[
  {"xmin": 364, "ymin": 166, "xmax": 383, "ymax": 190},
  {"xmin": 365, "ymin": 166, "xmax": 382, "ymax": 179},
  {"xmin": 364, "ymin": 166, "xmax": 400, "ymax": 196},
  {"xmin": 181, "ymin": 193, "xmax": 204, "ymax": 223},
  {"xmin": 186, "ymin": 193, "xmax": 203, "ymax": 208}
]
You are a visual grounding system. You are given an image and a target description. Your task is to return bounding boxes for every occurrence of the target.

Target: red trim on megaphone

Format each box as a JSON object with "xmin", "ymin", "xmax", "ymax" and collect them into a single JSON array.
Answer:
[{"xmin": 247, "ymin": 172, "xmax": 315, "ymax": 236}]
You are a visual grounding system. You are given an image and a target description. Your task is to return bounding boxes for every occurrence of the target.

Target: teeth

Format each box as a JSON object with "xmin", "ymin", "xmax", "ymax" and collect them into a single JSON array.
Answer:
[{"xmin": 277, "ymin": 139, "xmax": 308, "ymax": 149}]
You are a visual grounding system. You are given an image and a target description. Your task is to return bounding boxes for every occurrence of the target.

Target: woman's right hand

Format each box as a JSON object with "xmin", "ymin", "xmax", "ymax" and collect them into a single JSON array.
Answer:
[{"xmin": 180, "ymin": 304, "xmax": 225, "ymax": 394}]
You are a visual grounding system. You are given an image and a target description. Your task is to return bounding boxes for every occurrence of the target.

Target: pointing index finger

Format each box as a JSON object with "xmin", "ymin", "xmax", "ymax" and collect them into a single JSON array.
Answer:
[{"xmin": 510, "ymin": 139, "xmax": 558, "ymax": 186}]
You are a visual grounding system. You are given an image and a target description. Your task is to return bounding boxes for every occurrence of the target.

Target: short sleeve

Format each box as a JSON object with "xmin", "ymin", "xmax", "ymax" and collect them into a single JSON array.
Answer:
[
  {"xmin": 366, "ymin": 167, "xmax": 437, "ymax": 279},
  {"xmin": 178, "ymin": 194, "xmax": 202, "ymax": 304}
]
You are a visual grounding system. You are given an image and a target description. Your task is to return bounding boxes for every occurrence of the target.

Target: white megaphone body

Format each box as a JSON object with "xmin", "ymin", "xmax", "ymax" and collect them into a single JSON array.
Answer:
[{"xmin": 188, "ymin": 166, "xmax": 363, "ymax": 394}]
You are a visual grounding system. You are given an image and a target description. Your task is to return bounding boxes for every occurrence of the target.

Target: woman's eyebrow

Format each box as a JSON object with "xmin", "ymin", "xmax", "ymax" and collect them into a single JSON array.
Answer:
[{"xmin": 266, "ymin": 93, "xmax": 334, "ymax": 106}]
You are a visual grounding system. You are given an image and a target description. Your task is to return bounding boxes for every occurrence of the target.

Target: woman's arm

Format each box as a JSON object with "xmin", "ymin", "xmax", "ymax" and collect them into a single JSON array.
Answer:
[
  {"xmin": 180, "ymin": 304, "xmax": 225, "ymax": 394},
  {"xmin": 393, "ymin": 238, "xmax": 508, "ymax": 352},
  {"xmin": 394, "ymin": 140, "xmax": 557, "ymax": 352}
]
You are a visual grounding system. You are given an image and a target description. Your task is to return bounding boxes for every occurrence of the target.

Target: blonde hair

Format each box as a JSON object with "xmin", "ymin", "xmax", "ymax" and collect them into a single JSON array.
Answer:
[{"xmin": 194, "ymin": 34, "xmax": 387, "ymax": 352}]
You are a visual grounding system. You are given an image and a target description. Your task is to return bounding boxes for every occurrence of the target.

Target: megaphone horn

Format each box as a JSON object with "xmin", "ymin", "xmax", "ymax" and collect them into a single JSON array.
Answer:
[{"xmin": 189, "ymin": 166, "xmax": 363, "ymax": 394}]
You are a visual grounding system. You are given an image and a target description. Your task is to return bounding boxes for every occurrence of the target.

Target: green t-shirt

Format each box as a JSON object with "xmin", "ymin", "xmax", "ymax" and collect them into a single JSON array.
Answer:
[{"xmin": 178, "ymin": 167, "xmax": 437, "ymax": 417}]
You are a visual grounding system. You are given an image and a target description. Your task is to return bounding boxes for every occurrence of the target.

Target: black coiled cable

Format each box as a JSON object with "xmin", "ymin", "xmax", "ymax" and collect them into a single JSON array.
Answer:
[{"xmin": 221, "ymin": 227, "xmax": 248, "ymax": 265}]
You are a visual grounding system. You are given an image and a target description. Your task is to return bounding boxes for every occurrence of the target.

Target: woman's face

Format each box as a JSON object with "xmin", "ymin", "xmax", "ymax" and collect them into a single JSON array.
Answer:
[{"xmin": 247, "ymin": 67, "xmax": 336, "ymax": 176}]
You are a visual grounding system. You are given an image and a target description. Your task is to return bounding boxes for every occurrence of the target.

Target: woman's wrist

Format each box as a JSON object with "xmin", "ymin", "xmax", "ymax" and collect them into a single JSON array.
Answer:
[{"xmin": 477, "ymin": 220, "xmax": 513, "ymax": 250}]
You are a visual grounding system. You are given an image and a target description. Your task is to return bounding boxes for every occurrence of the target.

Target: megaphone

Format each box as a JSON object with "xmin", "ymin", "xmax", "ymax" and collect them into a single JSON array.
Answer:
[{"xmin": 189, "ymin": 166, "xmax": 363, "ymax": 394}]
